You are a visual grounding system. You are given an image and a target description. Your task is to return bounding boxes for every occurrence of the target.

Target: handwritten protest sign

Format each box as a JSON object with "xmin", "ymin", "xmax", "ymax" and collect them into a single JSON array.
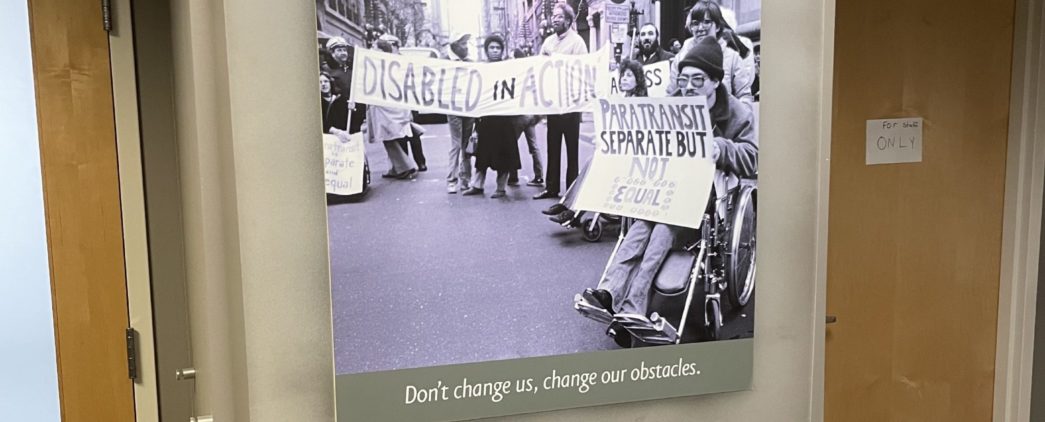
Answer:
[
  {"xmin": 608, "ymin": 60, "xmax": 671, "ymax": 97},
  {"xmin": 324, "ymin": 133, "xmax": 366, "ymax": 196},
  {"xmin": 574, "ymin": 97, "xmax": 716, "ymax": 229},
  {"xmin": 350, "ymin": 47, "xmax": 609, "ymax": 117}
]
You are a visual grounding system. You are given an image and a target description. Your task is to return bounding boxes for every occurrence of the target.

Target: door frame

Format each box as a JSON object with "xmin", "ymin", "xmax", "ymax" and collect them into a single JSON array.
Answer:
[
  {"xmin": 994, "ymin": 0, "xmax": 1045, "ymax": 420},
  {"xmin": 109, "ymin": 0, "xmax": 161, "ymax": 418}
]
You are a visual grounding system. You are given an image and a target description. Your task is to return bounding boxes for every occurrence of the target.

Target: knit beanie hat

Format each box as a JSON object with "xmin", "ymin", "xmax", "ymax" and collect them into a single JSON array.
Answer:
[{"xmin": 678, "ymin": 36, "xmax": 724, "ymax": 81}]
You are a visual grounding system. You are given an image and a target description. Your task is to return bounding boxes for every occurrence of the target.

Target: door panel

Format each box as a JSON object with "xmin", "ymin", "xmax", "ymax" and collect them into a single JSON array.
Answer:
[
  {"xmin": 825, "ymin": 0, "xmax": 1015, "ymax": 420},
  {"xmin": 28, "ymin": 0, "xmax": 135, "ymax": 420}
]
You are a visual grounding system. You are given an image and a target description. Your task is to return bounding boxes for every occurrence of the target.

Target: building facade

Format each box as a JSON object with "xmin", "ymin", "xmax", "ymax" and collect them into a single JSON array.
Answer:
[{"xmin": 317, "ymin": 0, "xmax": 368, "ymax": 46}]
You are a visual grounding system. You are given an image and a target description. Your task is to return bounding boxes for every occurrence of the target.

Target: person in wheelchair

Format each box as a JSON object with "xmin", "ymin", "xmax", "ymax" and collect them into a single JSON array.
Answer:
[{"xmin": 578, "ymin": 36, "xmax": 757, "ymax": 342}]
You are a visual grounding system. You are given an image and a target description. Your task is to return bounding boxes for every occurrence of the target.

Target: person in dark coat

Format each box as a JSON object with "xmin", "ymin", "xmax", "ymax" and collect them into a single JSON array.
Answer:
[
  {"xmin": 635, "ymin": 23, "xmax": 675, "ymax": 65},
  {"xmin": 323, "ymin": 37, "xmax": 366, "ymax": 134},
  {"xmin": 320, "ymin": 71, "xmax": 349, "ymax": 134},
  {"xmin": 461, "ymin": 35, "xmax": 522, "ymax": 199}
]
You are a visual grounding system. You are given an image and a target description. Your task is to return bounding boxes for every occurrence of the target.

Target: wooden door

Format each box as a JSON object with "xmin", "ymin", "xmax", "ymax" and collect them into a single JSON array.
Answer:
[
  {"xmin": 29, "ymin": 0, "xmax": 136, "ymax": 420},
  {"xmin": 825, "ymin": 0, "xmax": 1016, "ymax": 420}
]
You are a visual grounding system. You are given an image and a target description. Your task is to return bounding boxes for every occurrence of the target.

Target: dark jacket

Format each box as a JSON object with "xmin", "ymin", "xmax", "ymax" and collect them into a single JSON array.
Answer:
[
  {"xmin": 709, "ymin": 86, "xmax": 758, "ymax": 179},
  {"xmin": 321, "ymin": 94, "xmax": 350, "ymax": 133},
  {"xmin": 637, "ymin": 47, "xmax": 675, "ymax": 65}
]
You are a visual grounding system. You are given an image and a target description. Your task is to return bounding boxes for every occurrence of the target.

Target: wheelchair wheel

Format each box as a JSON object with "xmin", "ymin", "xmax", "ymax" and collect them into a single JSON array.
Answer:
[
  {"xmin": 726, "ymin": 185, "xmax": 756, "ymax": 308},
  {"xmin": 582, "ymin": 219, "xmax": 604, "ymax": 243},
  {"xmin": 705, "ymin": 298, "xmax": 722, "ymax": 341}
]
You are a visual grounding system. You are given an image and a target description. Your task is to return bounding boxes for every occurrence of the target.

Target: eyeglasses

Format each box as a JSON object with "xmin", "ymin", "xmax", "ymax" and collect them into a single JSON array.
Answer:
[{"xmin": 676, "ymin": 75, "xmax": 707, "ymax": 89}]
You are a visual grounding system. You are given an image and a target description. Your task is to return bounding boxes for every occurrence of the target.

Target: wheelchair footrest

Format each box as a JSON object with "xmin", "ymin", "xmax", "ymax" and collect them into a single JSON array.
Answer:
[
  {"xmin": 614, "ymin": 312, "xmax": 679, "ymax": 345},
  {"xmin": 573, "ymin": 293, "xmax": 614, "ymax": 325}
]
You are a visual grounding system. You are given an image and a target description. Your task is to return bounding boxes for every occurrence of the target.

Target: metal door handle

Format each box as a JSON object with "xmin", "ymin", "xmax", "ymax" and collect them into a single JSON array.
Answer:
[
  {"xmin": 190, "ymin": 416, "xmax": 212, "ymax": 422},
  {"xmin": 826, "ymin": 315, "xmax": 838, "ymax": 324},
  {"xmin": 176, "ymin": 367, "xmax": 196, "ymax": 380}
]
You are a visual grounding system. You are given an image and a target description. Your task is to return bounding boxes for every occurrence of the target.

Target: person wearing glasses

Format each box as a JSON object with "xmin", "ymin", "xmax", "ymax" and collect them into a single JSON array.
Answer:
[
  {"xmin": 666, "ymin": 1, "xmax": 753, "ymax": 104},
  {"xmin": 577, "ymin": 37, "xmax": 757, "ymax": 335},
  {"xmin": 533, "ymin": 1, "xmax": 588, "ymax": 201}
]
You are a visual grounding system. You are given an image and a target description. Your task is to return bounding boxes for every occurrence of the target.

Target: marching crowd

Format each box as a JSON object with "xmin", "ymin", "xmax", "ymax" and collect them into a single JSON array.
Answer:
[{"xmin": 322, "ymin": 1, "xmax": 758, "ymax": 342}]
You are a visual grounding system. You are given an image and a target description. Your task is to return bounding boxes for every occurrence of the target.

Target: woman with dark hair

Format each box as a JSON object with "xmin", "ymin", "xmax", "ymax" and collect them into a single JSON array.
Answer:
[
  {"xmin": 666, "ymin": 0, "xmax": 753, "ymax": 104},
  {"xmin": 320, "ymin": 71, "xmax": 350, "ymax": 135},
  {"xmin": 617, "ymin": 59, "xmax": 648, "ymax": 98},
  {"xmin": 543, "ymin": 59, "xmax": 648, "ymax": 221},
  {"xmin": 462, "ymin": 34, "xmax": 521, "ymax": 198}
]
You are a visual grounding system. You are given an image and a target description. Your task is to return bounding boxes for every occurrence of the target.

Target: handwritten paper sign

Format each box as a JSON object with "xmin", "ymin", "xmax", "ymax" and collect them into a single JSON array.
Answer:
[
  {"xmin": 350, "ymin": 47, "xmax": 609, "ymax": 117},
  {"xmin": 574, "ymin": 96, "xmax": 716, "ymax": 229},
  {"xmin": 324, "ymin": 133, "xmax": 366, "ymax": 195},
  {"xmin": 866, "ymin": 117, "xmax": 923, "ymax": 165}
]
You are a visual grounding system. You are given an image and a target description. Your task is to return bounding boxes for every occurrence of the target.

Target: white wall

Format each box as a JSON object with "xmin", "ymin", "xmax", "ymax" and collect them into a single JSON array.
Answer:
[
  {"xmin": 170, "ymin": 0, "xmax": 833, "ymax": 419},
  {"xmin": 0, "ymin": 3, "xmax": 61, "ymax": 421}
]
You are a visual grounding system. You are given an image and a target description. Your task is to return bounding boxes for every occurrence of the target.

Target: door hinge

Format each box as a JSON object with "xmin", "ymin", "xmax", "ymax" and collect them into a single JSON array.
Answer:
[
  {"xmin": 126, "ymin": 328, "xmax": 138, "ymax": 381},
  {"xmin": 101, "ymin": 0, "xmax": 112, "ymax": 33}
]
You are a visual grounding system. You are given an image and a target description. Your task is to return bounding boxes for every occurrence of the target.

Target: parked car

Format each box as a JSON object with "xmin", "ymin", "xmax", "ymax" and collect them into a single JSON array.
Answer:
[{"xmin": 399, "ymin": 47, "xmax": 448, "ymax": 124}]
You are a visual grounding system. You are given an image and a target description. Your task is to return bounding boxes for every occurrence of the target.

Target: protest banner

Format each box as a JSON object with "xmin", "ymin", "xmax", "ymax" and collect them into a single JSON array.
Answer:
[
  {"xmin": 324, "ymin": 133, "xmax": 366, "ymax": 195},
  {"xmin": 574, "ymin": 96, "xmax": 716, "ymax": 229},
  {"xmin": 608, "ymin": 60, "xmax": 671, "ymax": 97},
  {"xmin": 349, "ymin": 47, "xmax": 609, "ymax": 117}
]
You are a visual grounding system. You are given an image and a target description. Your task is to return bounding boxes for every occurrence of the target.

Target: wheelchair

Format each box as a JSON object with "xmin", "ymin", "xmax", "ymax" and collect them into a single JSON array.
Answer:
[{"xmin": 573, "ymin": 171, "xmax": 756, "ymax": 346}]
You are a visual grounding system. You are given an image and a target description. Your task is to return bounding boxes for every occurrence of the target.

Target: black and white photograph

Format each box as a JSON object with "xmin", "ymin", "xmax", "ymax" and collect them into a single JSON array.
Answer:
[{"xmin": 317, "ymin": 0, "xmax": 760, "ymax": 379}]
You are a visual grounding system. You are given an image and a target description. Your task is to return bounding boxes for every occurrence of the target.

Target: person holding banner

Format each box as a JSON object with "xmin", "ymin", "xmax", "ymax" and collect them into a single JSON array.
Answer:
[
  {"xmin": 444, "ymin": 33, "xmax": 477, "ymax": 194},
  {"xmin": 580, "ymin": 36, "xmax": 757, "ymax": 330},
  {"xmin": 666, "ymin": 1, "xmax": 753, "ymax": 105},
  {"xmin": 378, "ymin": 34, "xmax": 428, "ymax": 172},
  {"xmin": 365, "ymin": 39, "xmax": 419, "ymax": 180},
  {"xmin": 323, "ymin": 37, "xmax": 366, "ymax": 134},
  {"xmin": 544, "ymin": 59, "xmax": 647, "ymax": 223},
  {"xmin": 462, "ymin": 35, "xmax": 522, "ymax": 199},
  {"xmin": 533, "ymin": 1, "xmax": 588, "ymax": 201}
]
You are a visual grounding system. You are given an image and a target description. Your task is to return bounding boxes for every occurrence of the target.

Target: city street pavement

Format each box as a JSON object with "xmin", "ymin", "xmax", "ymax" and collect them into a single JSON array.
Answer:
[{"xmin": 327, "ymin": 119, "xmax": 754, "ymax": 375}]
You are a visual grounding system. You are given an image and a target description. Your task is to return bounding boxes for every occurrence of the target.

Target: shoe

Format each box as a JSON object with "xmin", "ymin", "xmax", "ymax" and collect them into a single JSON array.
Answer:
[
  {"xmin": 462, "ymin": 187, "xmax": 484, "ymax": 196},
  {"xmin": 447, "ymin": 182, "xmax": 458, "ymax": 194},
  {"xmin": 532, "ymin": 190, "xmax": 560, "ymax": 200},
  {"xmin": 418, "ymin": 165, "xmax": 428, "ymax": 172},
  {"xmin": 491, "ymin": 190, "xmax": 507, "ymax": 198},
  {"xmin": 381, "ymin": 171, "xmax": 399, "ymax": 179},
  {"xmin": 507, "ymin": 179, "xmax": 520, "ymax": 187},
  {"xmin": 549, "ymin": 210, "xmax": 575, "ymax": 224},
  {"xmin": 395, "ymin": 169, "xmax": 417, "ymax": 179},
  {"xmin": 526, "ymin": 178, "xmax": 544, "ymax": 187},
  {"xmin": 586, "ymin": 288, "xmax": 614, "ymax": 311},
  {"xmin": 541, "ymin": 203, "xmax": 569, "ymax": 216}
]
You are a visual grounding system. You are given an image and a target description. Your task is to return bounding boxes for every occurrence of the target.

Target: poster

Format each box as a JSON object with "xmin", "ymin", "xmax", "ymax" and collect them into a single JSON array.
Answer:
[
  {"xmin": 324, "ymin": 133, "xmax": 367, "ymax": 196},
  {"xmin": 316, "ymin": 1, "xmax": 760, "ymax": 420}
]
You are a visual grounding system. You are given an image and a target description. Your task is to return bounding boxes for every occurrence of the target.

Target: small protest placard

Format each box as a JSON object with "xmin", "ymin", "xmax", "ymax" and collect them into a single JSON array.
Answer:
[
  {"xmin": 324, "ymin": 133, "xmax": 365, "ymax": 195},
  {"xmin": 575, "ymin": 97, "xmax": 716, "ymax": 229}
]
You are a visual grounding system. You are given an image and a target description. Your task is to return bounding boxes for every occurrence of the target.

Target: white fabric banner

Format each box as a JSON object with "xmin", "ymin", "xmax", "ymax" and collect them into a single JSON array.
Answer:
[
  {"xmin": 324, "ymin": 133, "xmax": 366, "ymax": 196},
  {"xmin": 609, "ymin": 60, "xmax": 671, "ymax": 97},
  {"xmin": 574, "ymin": 96, "xmax": 716, "ymax": 229},
  {"xmin": 349, "ymin": 47, "xmax": 609, "ymax": 117}
]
